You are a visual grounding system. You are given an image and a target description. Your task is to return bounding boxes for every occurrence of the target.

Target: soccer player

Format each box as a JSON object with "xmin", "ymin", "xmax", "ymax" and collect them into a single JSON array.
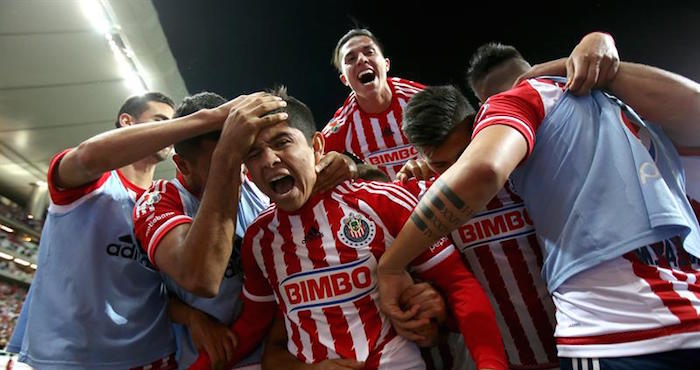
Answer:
[
  {"xmin": 222, "ymin": 87, "xmax": 506, "ymax": 370},
  {"xmin": 132, "ymin": 92, "xmax": 272, "ymax": 369},
  {"xmin": 323, "ymin": 28, "xmax": 425, "ymax": 180},
  {"xmin": 378, "ymin": 33, "xmax": 700, "ymax": 370},
  {"xmin": 400, "ymin": 86, "xmax": 559, "ymax": 369},
  {"xmin": 17, "ymin": 92, "xmax": 254, "ymax": 369}
]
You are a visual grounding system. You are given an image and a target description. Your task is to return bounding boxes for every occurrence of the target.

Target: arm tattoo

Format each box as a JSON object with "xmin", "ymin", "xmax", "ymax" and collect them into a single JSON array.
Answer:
[{"xmin": 410, "ymin": 178, "xmax": 476, "ymax": 239}]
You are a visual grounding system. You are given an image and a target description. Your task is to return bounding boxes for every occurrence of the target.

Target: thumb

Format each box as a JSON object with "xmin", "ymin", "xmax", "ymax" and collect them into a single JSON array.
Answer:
[
  {"xmin": 514, "ymin": 58, "xmax": 568, "ymax": 88},
  {"xmin": 315, "ymin": 155, "xmax": 331, "ymax": 173}
]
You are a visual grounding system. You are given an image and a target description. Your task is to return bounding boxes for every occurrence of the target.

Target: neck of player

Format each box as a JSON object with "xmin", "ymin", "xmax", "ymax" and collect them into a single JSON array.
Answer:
[{"xmin": 356, "ymin": 83, "xmax": 393, "ymax": 114}]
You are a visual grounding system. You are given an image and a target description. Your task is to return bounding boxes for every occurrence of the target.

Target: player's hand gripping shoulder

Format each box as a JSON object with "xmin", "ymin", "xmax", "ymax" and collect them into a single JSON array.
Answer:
[
  {"xmin": 396, "ymin": 159, "xmax": 435, "ymax": 184},
  {"xmin": 218, "ymin": 93, "xmax": 289, "ymax": 160},
  {"xmin": 313, "ymin": 151, "xmax": 358, "ymax": 193},
  {"xmin": 514, "ymin": 31, "xmax": 619, "ymax": 95}
]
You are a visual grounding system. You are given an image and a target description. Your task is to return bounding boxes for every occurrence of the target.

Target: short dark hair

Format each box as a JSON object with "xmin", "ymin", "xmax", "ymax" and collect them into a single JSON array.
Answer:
[
  {"xmin": 402, "ymin": 85, "xmax": 475, "ymax": 150},
  {"xmin": 267, "ymin": 86, "xmax": 316, "ymax": 143},
  {"xmin": 173, "ymin": 92, "xmax": 226, "ymax": 160},
  {"xmin": 115, "ymin": 92, "xmax": 174, "ymax": 128},
  {"xmin": 332, "ymin": 28, "xmax": 385, "ymax": 71},
  {"xmin": 467, "ymin": 43, "xmax": 524, "ymax": 93}
]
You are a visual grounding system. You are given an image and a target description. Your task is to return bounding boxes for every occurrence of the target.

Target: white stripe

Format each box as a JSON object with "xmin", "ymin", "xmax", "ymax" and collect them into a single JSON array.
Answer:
[
  {"xmin": 397, "ymin": 97, "xmax": 408, "ymax": 110},
  {"xmin": 356, "ymin": 198, "xmax": 394, "ymax": 246},
  {"xmin": 289, "ymin": 215, "xmax": 313, "ymax": 271},
  {"xmin": 353, "ymin": 110, "xmax": 370, "ymax": 157},
  {"xmin": 462, "ymin": 248, "xmax": 520, "ymax": 364},
  {"xmin": 284, "ymin": 316, "xmax": 299, "ymax": 360},
  {"xmin": 313, "ymin": 201, "xmax": 340, "ymax": 265},
  {"xmin": 526, "ymin": 78, "xmax": 565, "ymax": 116},
  {"xmin": 48, "ymin": 184, "xmax": 108, "ymax": 214},
  {"xmin": 242, "ymin": 286, "xmax": 276, "ymax": 302},
  {"xmin": 342, "ymin": 300, "xmax": 370, "ymax": 360},
  {"xmin": 346, "ymin": 183, "xmax": 414, "ymax": 213},
  {"xmin": 313, "ymin": 307, "xmax": 340, "ymax": 359},
  {"xmin": 592, "ymin": 358, "xmax": 600, "ymax": 370},
  {"xmin": 384, "ymin": 166, "xmax": 398, "ymax": 181},
  {"xmin": 370, "ymin": 117, "xmax": 388, "ymax": 150},
  {"xmin": 522, "ymin": 240, "xmax": 558, "ymax": 330},
  {"xmin": 582, "ymin": 358, "xmax": 589, "ymax": 370},
  {"xmin": 393, "ymin": 84, "xmax": 421, "ymax": 97},
  {"xmin": 386, "ymin": 110, "xmax": 406, "ymax": 146},
  {"xmin": 572, "ymin": 358, "xmax": 579, "ymax": 370},
  {"xmin": 492, "ymin": 242, "xmax": 549, "ymax": 363},
  {"xmin": 475, "ymin": 115, "xmax": 535, "ymax": 142},
  {"xmin": 410, "ymin": 244, "xmax": 454, "ymax": 273},
  {"xmin": 147, "ymin": 215, "xmax": 192, "ymax": 256},
  {"xmin": 358, "ymin": 181, "xmax": 418, "ymax": 208},
  {"xmin": 251, "ymin": 228, "xmax": 269, "ymax": 281}
]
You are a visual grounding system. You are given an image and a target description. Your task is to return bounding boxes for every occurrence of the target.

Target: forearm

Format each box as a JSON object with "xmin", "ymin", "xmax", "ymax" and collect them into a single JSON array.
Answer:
[
  {"xmin": 609, "ymin": 62, "xmax": 700, "ymax": 146},
  {"xmin": 67, "ymin": 109, "xmax": 220, "ymax": 180},
  {"xmin": 179, "ymin": 150, "xmax": 242, "ymax": 295}
]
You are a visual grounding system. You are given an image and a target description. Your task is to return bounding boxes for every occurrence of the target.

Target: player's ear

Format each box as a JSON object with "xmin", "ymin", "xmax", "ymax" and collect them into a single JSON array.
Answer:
[
  {"xmin": 339, "ymin": 73, "xmax": 349, "ymax": 86},
  {"xmin": 117, "ymin": 113, "xmax": 135, "ymax": 128},
  {"xmin": 172, "ymin": 154, "xmax": 191, "ymax": 176},
  {"xmin": 312, "ymin": 132, "xmax": 325, "ymax": 163},
  {"xmin": 385, "ymin": 58, "xmax": 390, "ymax": 73}
]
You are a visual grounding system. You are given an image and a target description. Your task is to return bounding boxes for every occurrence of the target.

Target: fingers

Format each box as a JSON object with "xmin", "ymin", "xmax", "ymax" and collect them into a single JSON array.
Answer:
[
  {"xmin": 566, "ymin": 54, "xmax": 587, "ymax": 93},
  {"xmin": 576, "ymin": 58, "xmax": 601, "ymax": 96},
  {"xmin": 221, "ymin": 331, "xmax": 236, "ymax": 365},
  {"xmin": 513, "ymin": 58, "xmax": 568, "ymax": 88}
]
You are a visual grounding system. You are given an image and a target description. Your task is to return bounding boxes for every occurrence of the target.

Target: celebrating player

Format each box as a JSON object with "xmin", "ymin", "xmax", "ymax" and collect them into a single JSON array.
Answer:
[
  {"xmin": 196, "ymin": 87, "xmax": 507, "ymax": 370},
  {"xmin": 323, "ymin": 28, "xmax": 425, "ymax": 180},
  {"xmin": 379, "ymin": 32, "xmax": 700, "ymax": 370}
]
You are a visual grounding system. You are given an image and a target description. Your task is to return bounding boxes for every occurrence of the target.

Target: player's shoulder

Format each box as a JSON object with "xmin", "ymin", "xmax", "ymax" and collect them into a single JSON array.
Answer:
[
  {"xmin": 322, "ymin": 94, "xmax": 359, "ymax": 136},
  {"xmin": 390, "ymin": 77, "xmax": 425, "ymax": 98},
  {"xmin": 247, "ymin": 204, "xmax": 277, "ymax": 231},
  {"xmin": 340, "ymin": 180, "xmax": 418, "ymax": 205}
]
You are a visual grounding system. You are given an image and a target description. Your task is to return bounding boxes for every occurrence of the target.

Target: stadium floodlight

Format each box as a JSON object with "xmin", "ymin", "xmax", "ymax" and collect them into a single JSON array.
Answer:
[
  {"xmin": 0, "ymin": 252, "xmax": 14, "ymax": 261},
  {"xmin": 0, "ymin": 224, "xmax": 14, "ymax": 233},
  {"xmin": 14, "ymin": 258, "xmax": 31, "ymax": 267}
]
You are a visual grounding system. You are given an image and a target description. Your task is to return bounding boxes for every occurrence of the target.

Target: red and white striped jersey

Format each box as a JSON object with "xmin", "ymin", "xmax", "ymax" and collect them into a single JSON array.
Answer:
[
  {"xmin": 322, "ymin": 77, "xmax": 425, "ymax": 180},
  {"xmin": 451, "ymin": 184, "xmax": 558, "ymax": 369},
  {"xmin": 401, "ymin": 179, "xmax": 558, "ymax": 369},
  {"xmin": 237, "ymin": 180, "xmax": 506, "ymax": 369},
  {"xmin": 476, "ymin": 78, "xmax": 700, "ymax": 357}
]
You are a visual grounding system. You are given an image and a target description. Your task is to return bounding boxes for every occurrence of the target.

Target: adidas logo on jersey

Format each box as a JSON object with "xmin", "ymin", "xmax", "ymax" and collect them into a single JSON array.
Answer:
[
  {"xmin": 281, "ymin": 255, "xmax": 376, "ymax": 312},
  {"xmin": 302, "ymin": 226, "xmax": 324, "ymax": 244},
  {"xmin": 366, "ymin": 144, "xmax": 418, "ymax": 166},
  {"xmin": 106, "ymin": 234, "xmax": 155, "ymax": 270}
]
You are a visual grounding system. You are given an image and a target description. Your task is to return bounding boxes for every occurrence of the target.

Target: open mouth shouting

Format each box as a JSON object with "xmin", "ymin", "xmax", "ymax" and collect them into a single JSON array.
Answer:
[
  {"xmin": 269, "ymin": 174, "xmax": 296, "ymax": 195},
  {"xmin": 357, "ymin": 69, "xmax": 376, "ymax": 85}
]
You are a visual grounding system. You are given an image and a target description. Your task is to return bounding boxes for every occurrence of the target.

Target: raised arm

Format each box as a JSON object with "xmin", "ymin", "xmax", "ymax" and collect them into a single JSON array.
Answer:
[
  {"xmin": 55, "ymin": 95, "xmax": 249, "ymax": 189},
  {"xmin": 136, "ymin": 94, "xmax": 288, "ymax": 296}
]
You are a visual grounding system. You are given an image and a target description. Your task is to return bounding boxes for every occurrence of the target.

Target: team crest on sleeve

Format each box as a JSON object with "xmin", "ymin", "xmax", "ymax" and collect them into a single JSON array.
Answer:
[
  {"xmin": 326, "ymin": 119, "xmax": 341, "ymax": 133},
  {"xmin": 143, "ymin": 192, "xmax": 161, "ymax": 206},
  {"xmin": 337, "ymin": 212, "xmax": 376, "ymax": 248}
]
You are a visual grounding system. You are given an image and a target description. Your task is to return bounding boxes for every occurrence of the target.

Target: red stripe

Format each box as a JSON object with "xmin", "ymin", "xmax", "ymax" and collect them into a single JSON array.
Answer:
[
  {"xmin": 323, "ymin": 306, "xmax": 356, "ymax": 359},
  {"xmin": 297, "ymin": 310, "xmax": 328, "ymax": 362},
  {"xmin": 503, "ymin": 239, "xmax": 558, "ymax": 364},
  {"xmin": 354, "ymin": 294, "xmax": 384, "ymax": 356},
  {"xmin": 474, "ymin": 245, "xmax": 537, "ymax": 365},
  {"xmin": 527, "ymin": 234, "xmax": 545, "ymax": 269},
  {"xmin": 557, "ymin": 318, "xmax": 700, "ymax": 345},
  {"xmin": 364, "ymin": 331, "xmax": 395, "ymax": 369},
  {"xmin": 300, "ymin": 205, "xmax": 330, "ymax": 269},
  {"xmin": 624, "ymin": 252, "xmax": 698, "ymax": 323}
]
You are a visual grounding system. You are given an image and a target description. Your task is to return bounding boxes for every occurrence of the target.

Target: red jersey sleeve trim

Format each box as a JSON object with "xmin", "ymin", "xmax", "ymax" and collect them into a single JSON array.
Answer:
[
  {"xmin": 47, "ymin": 149, "xmax": 111, "ymax": 207},
  {"xmin": 115, "ymin": 169, "xmax": 146, "ymax": 198},
  {"xmin": 242, "ymin": 286, "xmax": 276, "ymax": 303},
  {"xmin": 147, "ymin": 215, "xmax": 192, "ymax": 268},
  {"xmin": 409, "ymin": 241, "xmax": 456, "ymax": 273}
]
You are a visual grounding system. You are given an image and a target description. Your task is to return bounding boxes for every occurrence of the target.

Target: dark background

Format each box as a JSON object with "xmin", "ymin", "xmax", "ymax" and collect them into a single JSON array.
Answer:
[{"xmin": 153, "ymin": 1, "xmax": 700, "ymax": 129}]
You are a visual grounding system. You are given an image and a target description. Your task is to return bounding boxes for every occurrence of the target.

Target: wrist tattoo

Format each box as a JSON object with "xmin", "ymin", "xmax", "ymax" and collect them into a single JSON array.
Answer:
[{"xmin": 410, "ymin": 179, "xmax": 475, "ymax": 238}]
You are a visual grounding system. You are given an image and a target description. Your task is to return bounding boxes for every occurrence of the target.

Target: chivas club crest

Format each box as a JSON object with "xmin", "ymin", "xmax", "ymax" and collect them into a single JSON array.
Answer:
[{"xmin": 337, "ymin": 213, "xmax": 375, "ymax": 248}]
